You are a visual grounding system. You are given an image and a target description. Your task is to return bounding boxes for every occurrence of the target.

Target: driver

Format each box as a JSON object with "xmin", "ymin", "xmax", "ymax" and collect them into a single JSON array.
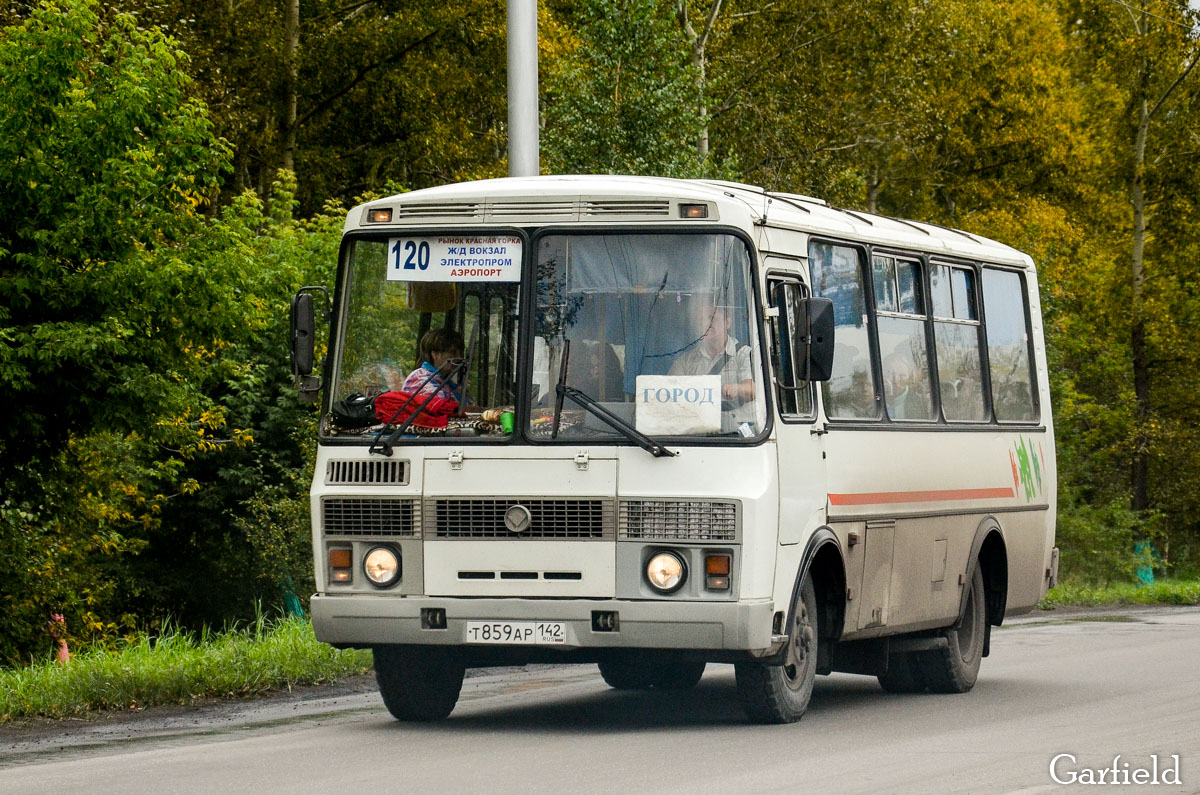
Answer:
[{"xmin": 668, "ymin": 295, "xmax": 755, "ymax": 425}]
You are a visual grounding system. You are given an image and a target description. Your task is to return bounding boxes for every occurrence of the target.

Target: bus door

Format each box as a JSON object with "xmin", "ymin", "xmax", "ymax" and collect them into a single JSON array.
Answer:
[{"xmin": 765, "ymin": 269, "xmax": 827, "ymax": 549}]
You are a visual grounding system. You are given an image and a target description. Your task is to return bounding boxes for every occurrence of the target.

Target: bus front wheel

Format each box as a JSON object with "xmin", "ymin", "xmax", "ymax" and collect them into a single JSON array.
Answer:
[
  {"xmin": 734, "ymin": 576, "xmax": 818, "ymax": 724},
  {"xmin": 374, "ymin": 645, "xmax": 465, "ymax": 721}
]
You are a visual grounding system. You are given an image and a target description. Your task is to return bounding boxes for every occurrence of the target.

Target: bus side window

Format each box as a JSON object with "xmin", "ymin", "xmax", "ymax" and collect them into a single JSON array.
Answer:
[
  {"xmin": 874, "ymin": 255, "xmax": 936, "ymax": 421},
  {"xmin": 809, "ymin": 242, "xmax": 879, "ymax": 420},
  {"xmin": 767, "ymin": 278, "xmax": 813, "ymax": 418},
  {"xmin": 931, "ymin": 263, "xmax": 987, "ymax": 422},
  {"xmin": 982, "ymin": 268, "xmax": 1038, "ymax": 422}
]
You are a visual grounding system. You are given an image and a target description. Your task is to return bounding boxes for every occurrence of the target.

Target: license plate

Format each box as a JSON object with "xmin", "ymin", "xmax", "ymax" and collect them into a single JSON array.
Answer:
[{"xmin": 464, "ymin": 621, "xmax": 566, "ymax": 645}]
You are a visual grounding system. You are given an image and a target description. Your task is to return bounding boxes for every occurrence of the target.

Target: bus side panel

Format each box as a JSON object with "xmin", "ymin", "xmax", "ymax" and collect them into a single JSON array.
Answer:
[
  {"xmin": 1000, "ymin": 509, "xmax": 1054, "ymax": 615},
  {"xmin": 825, "ymin": 428, "xmax": 1052, "ymax": 636}
]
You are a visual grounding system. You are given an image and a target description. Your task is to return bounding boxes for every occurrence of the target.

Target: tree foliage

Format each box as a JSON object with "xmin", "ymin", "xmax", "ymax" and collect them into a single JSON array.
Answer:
[
  {"xmin": 543, "ymin": 0, "xmax": 734, "ymax": 177},
  {"xmin": 0, "ymin": 1, "xmax": 332, "ymax": 661},
  {"xmin": 3, "ymin": 0, "xmax": 1200, "ymax": 661}
]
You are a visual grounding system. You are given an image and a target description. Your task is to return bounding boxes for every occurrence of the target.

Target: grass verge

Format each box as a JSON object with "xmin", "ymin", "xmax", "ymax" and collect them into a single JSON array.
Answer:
[
  {"xmin": 0, "ymin": 615, "xmax": 372, "ymax": 723},
  {"xmin": 1039, "ymin": 578, "xmax": 1200, "ymax": 609}
]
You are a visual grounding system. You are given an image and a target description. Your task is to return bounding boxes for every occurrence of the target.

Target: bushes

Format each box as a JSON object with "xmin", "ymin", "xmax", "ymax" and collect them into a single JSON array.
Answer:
[
  {"xmin": 0, "ymin": 1, "xmax": 344, "ymax": 662},
  {"xmin": 1055, "ymin": 497, "xmax": 1164, "ymax": 586}
]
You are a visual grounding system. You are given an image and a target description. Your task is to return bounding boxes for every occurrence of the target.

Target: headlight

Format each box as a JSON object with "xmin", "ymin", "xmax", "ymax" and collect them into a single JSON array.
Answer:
[
  {"xmin": 646, "ymin": 551, "xmax": 686, "ymax": 594},
  {"xmin": 363, "ymin": 546, "xmax": 401, "ymax": 587}
]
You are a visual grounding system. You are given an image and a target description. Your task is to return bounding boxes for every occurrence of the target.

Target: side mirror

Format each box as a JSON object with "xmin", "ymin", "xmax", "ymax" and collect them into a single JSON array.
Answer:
[
  {"xmin": 796, "ymin": 297, "xmax": 835, "ymax": 382},
  {"xmin": 291, "ymin": 292, "xmax": 315, "ymax": 376},
  {"xmin": 290, "ymin": 287, "xmax": 329, "ymax": 403}
]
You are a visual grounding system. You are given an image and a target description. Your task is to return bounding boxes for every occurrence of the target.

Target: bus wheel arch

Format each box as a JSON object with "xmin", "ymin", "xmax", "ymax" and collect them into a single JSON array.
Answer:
[
  {"xmin": 801, "ymin": 530, "xmax": 847, "ymax": 672},
  {"xmin": 969, "ymin": 517, "xmax": 1009, "ymax": 633},
  {"xmin": 734, "ymin": 529, "xmax": 844, "ymax": 724}
]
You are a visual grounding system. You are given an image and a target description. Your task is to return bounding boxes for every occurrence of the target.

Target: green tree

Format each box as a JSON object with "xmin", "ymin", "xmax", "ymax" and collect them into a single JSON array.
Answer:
[
  {"xmin": 543, "ymin": 0, "xmax": 734, "ymax": 177},
  {"xmin": 104, "ymin": 0, "xmax": 517, "ymax": 214},
  {"xmin": 1065, "ymin": 0, "xmax": 1200, "ymax": 516},
  {"xmin": 710, "ymin": 0, "xmax": 1092, "ymax": 220},
  {"xmin": 0, "ymin": 0, "xmax": 276, "ymax": 660}
]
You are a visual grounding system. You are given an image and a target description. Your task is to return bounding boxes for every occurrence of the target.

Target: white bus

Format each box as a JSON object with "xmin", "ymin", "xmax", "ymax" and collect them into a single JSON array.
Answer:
[{"xmin": 291, "ymin": 175, "xmax": 1058, "ymax": 724}]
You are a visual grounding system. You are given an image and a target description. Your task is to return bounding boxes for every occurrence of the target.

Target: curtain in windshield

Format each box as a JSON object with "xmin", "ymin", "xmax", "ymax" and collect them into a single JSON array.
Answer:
[{"xmin": 531, "ymin": 233, "xmax": 765, "ymax": 439}]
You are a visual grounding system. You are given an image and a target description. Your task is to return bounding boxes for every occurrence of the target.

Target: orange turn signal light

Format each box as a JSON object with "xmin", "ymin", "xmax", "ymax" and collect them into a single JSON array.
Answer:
[
  {"xmin": 329, "ymin": 548, "xmax": 352, "ymax": 569},
  {"xmin": 705, "ymin": 555, "xmax": 730, "ymax": 575},
  {"xmin": 705, "ymin": 554, "xmax": 731, "ymax": 591}
]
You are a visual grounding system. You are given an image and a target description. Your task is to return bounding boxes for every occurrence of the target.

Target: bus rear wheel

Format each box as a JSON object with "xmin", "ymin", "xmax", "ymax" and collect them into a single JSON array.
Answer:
[
  {"xmin": 597, "ymin": 659, "xmax": 655, "ymax": 690},
  {"xmin": 650, "ymin": 661, "xmax": 706, "ymax": 690},
  {"xmin": 374, "ymin": 646, "xmax": 465, "ymax": 721},
  {"xmin": 918, "ymin": 565, "xmax": 986, "ymax": 693},
  {"xmin": 734, "ymin": 576, "xmax": 818, "ymax": 724}
]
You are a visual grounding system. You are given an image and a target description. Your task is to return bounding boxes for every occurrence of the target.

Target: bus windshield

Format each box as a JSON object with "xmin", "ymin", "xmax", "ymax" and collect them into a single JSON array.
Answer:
[
  {"xmin": 330, "ymin": 236, "xmax": 521, "ymax": 438},
  {"xmin": 529, "ymin": 232, "xmax": 766, "ymax": 440}
]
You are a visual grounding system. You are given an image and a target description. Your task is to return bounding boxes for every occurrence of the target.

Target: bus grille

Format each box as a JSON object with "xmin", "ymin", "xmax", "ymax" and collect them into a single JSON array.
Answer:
[
  {"xmin": 426, "ymin": 498, "xmax": 615, "ymax": 540},
  {"xmin": 583, "ymin": 199, "xmax": 670, "ymax": 216},
  {"xmin": 325, "ymin": 459, "xmax": 407, "ymax": 485},
  {"xmin": 392, "ymin": 202, "xmax": 482, "ymax": 220},
  {"xmin": 619, "ymin": 500, "xmax": 739, "ymax": 541},
  {"xmin": 322, "ymin": 498, "xmax": 420, "ymax": 537}
]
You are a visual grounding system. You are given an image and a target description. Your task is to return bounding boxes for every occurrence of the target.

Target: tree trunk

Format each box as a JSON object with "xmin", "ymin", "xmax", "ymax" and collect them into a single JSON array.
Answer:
[
  {"xmin": 693, "ymin": 38, "xmax": 709, "ymax": 159},
  {"xmin": 866, "ymin": 166, "xmax": 880, "ymax": 214},
  {"xmin": 1130, "ymin": 94, "xmax": 1150, "ymax": 513},
  {"xmin": 282, "ymin": 0, "xmax": 300, "ymax": 174},
  {"xmin": 675, "ymin": 1, "xmax": 723, "ymax": 161}
]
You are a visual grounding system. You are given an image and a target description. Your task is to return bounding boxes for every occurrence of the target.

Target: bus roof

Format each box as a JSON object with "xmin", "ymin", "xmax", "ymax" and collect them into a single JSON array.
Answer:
[{"xmin": 347, "ymin": 175, "xmax": 1031, "ymax": 268}]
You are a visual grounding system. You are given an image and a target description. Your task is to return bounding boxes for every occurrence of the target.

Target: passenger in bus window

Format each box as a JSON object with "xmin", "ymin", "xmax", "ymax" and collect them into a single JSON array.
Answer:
[
  {"xmin": 943, "ymin": 373, "xmax": 984, "ymax": 421},
  {"xmin": 569, "ymin": 340, "xmax": 626, "ymax": 401},
  {"xmin": 400, "ymin": 328, "xmax": 466, "ymax": 403},
  {"xmin": 830, "ymin": 366, "xmax": 877, "ymax": 418},
  {"xmin": 668, "ymin": 295, "xmax": 755, "ymax": 421},
  {"xmin": 884, "ymin": 352, "xmax": 919, "ymax": 420}
]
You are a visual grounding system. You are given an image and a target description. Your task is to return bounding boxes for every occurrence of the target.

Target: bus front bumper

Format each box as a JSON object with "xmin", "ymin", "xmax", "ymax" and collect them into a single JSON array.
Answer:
[{"xmin": 310, "ymin": 594, "xmax": 781, "ymax": 658}]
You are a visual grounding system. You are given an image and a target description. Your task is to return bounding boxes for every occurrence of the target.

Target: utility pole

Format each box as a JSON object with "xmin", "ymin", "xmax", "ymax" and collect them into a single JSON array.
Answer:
[{"xmin": 507, "ymin": 0, "xmax": 539, "ymax": 177}]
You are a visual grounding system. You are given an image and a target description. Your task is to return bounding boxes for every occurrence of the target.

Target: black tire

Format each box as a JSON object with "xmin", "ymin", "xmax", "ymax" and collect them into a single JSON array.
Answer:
[
  {"xmin": 597, "ymin": 659, "xmax": 656, "ymax": 690},
  {"xmin": 374, "ymin": 646, "xmax": 465, "ymax": 721},
  {"xmin": 918, "ymin": 565, "xmax": 987, "ymax": 693},
  {"xmin": 877, "ymin": 651, "xmax": 926, "ymax": 693},
  {"xmin": 649, "ymin": 661, "xmax": 707, "ymax": 691},
  {"xmin": 735, "ymin": 576, "xmax": 819, "ymax": 724}
]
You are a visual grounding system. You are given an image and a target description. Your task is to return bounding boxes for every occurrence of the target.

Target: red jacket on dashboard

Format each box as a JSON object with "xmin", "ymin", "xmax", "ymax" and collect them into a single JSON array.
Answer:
[{"xmin": 374, "ymin": 390, "xmax": 458, "ymax": 429}]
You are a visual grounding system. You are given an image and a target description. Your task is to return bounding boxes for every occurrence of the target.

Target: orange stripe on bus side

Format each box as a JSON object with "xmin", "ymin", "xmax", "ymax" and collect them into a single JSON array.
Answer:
[{"xmin": 828, "ymin": 487, "xmax": 1016, "ymax": 506}]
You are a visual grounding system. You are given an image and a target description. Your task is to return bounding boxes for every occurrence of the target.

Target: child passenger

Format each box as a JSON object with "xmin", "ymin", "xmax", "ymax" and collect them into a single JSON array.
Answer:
[
  {"xmin": 374, "ymin": 328, "xmax": 465, "ymax": 428},
  {"xmin": 401, "ymin": 328, "xmax": 465, "ymax": 402}
]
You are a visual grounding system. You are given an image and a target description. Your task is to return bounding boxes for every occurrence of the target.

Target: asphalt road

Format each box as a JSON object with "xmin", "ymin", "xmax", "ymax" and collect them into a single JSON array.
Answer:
[{"xmin": 2, "ymin": 606, "xmax": 1198, "ymax": 794}]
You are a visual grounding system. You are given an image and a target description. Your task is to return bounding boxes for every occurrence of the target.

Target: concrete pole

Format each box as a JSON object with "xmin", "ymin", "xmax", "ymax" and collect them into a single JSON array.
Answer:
[{"xmin": 507, "ymin": 0, "xmax": 540, "ymax": 177}]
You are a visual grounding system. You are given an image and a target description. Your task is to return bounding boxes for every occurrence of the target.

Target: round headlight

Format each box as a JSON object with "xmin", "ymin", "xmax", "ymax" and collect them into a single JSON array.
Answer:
[
  {"xmin": 646, "ymin": 551, "xmax": 686, "ymax": 594},
  {"xmin": 363, "ymin": 546, "xmax": 401, "ymax": 587}
]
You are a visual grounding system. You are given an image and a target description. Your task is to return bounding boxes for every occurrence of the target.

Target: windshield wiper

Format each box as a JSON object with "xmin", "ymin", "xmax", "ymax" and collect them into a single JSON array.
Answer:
[{"xmin": 554, "ymin": 384, "xmax": 675, "ymax": 458}]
